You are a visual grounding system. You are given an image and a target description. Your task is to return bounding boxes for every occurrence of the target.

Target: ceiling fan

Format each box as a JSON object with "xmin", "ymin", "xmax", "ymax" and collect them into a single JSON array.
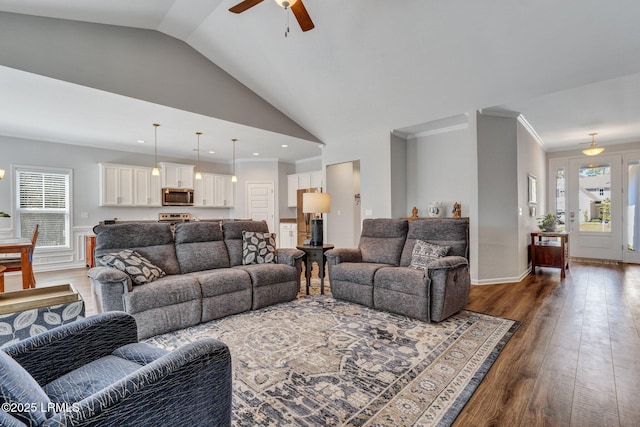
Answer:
[{"xmin": 229, "ymin": 0, "xmax": 315, "ymax": 33}]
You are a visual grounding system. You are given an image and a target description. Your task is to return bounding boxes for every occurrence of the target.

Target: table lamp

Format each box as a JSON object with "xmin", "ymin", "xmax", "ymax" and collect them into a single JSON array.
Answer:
[{"xmin": 302, "ymin": 192, "xmax": 331, "ymax": 246}]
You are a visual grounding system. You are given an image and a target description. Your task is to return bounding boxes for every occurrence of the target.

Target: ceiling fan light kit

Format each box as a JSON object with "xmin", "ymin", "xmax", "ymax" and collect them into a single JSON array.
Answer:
[
  {"xmin": 275, "ymin": 0, "xmax": 297, "ymax": 8},
  {"xmin": 582, "ymin": 132, "xmax": 605, "ymax": 156},
  {"xmin": 229, "ymin": 0, "xmax": 314, "ymax": 35}
]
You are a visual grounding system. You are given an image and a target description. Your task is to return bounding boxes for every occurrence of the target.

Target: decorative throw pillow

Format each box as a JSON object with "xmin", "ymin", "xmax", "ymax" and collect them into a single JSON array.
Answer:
[
  {"xmin": 242, "ymin": 231, "xmax": 277, "ymax": 265},
  {"xmin": 98, "ymin": 249, "xmax": 165, "ymax": 285},
  {"xmin": 409, "ymin": 240, "xmax": 451, "ymax": 270}
]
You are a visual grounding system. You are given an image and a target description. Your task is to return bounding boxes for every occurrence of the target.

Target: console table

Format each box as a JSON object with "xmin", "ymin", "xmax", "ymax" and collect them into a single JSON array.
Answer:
[
  {"xmin": 530, "ymin": 231, "xmax": 569, "ymax": 279},
  {"xmin": 296, "ymin": 244, "xmax": 334, "ymax": 295}
]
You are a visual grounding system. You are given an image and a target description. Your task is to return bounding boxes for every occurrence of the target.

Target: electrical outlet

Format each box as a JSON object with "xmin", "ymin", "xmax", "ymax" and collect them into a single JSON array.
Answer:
[
  {"xmin": 80, "ymin": 211, "xmax": 89, "ymax": 219},
  {"xmin": 365, "ymin": 209, "xmax": 373, "ymax": 216}
]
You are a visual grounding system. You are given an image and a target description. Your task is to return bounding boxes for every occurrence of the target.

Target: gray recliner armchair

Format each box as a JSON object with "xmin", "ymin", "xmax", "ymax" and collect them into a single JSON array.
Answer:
[
  {"xmin": 0, "ymin": 311, "xmax": 232, "ymax": 427},
  {"xmin": 326, "ymin": 218, "xmax": 471, "ymax": 322}
]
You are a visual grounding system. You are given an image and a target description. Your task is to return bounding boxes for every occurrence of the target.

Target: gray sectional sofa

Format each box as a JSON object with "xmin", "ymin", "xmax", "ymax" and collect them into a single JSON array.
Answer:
[
  {"xmin": 326, "ymin": 218, "xmax": 470, "ymax": 322},
  {"xmin": 88, "ymin": 220, "xmax": 304, "ymax": 339}
]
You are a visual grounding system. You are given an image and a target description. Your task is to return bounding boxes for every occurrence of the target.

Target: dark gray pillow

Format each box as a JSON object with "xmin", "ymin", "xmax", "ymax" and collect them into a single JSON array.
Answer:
[
  {"xmin": 409, "ymin": 240, "xmax": 450, "ymax": 270},
  {"xmin": 98, "ymin": 249, "xmax": 165, "ymax": 285},
  {"xmin": 242, "ymin": 231, "xmax": 277, "ymax": 264}
]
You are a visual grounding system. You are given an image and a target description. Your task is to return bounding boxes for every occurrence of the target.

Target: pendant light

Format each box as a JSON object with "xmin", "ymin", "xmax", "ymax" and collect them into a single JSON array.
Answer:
[
  {"xmin": 231, "ymin": 138, "xmax": 238, "ymax": 183},
  {"xmin": 195, "ymin": 132, "xmax": 202, "ymax": 180},
  {"xmin": 582, "ymin": 133, "xmax": 604, "ymax": 156},
  {"xmin": 152, "ymin": 123, "xmax": 160, "ymax": 176}
]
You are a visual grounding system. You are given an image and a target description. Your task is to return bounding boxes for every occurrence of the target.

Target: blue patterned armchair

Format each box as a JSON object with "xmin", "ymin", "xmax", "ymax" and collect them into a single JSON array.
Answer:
[{"xmin": 0, "ymin": 311, "xmax": 232, "ymax": 426}]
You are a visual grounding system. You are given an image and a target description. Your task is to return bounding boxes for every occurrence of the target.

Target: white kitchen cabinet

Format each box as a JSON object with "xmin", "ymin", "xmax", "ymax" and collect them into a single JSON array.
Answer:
[
  {"xmin": 287, "ymin": 174, "xmax": 299, "ymax": 207},
  {"xmin": 310, "ymin": 171, "xmax": 323, "ymax": 188},
  {"xmin": 287, "ymin": 170, "xmax": 322, "ymax": 207},
  {"xmin": 99, "ymin": 163, "xmax": 133, "ymax": 206},
  {"xmin": 298, "ymin": 173, "xmax": 311, "ymax": 189},
  {"xmin": 194, "ymin": 173, "xmax": 234, "ymax": 208},
  {"xmin": 279, "ymin": 222, "xmax": 298, "ymax": 248},
  {"xmin": 193, "ymin": 173, "xmax": 215, "ymax": 207},
  {"xmin": 159, "ymin": 162, "xmax": 195, "ymax": 189},
  {"xmin": 214, "ymin": 175, "xmax": 234, "ymax": 207},
  {"xmin": 133, "ymin": 167, "xmax": 162, "ymax": 207}
]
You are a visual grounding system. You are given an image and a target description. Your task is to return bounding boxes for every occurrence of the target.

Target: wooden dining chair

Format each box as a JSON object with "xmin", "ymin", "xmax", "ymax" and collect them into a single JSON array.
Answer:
[{"xmin": 0, "ymin": 224, "xmax": 39, "ymax": 290}]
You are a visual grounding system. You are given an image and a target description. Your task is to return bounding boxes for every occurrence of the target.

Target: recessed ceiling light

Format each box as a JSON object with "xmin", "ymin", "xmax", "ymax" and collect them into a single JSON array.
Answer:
[
  {"xmin": 137, "ymin": 140, "xmax": 145, "ymax": 144},
  {"xmin": 253, "ymin": 152, "xmax": 259, "ymax": 156},
  {"xmin": 208, "ymin": 150, "xmax": 215, "ymax": 154},
  {"xmin": 281, "ymin": 144, "xmax": 288, "ymax": 148}
]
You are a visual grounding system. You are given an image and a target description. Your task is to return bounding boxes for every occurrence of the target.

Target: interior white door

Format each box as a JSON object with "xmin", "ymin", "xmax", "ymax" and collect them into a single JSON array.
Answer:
[
  {"xmin": 568, "ymin": 154, "xmax": 622, "ymax": 260},
  {"xmin": 246, "ymin": 181, "xmax": 275, "ymax": 232}
]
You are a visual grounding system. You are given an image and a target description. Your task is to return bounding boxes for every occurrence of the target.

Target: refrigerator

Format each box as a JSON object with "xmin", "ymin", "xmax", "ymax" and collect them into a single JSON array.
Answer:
[{"xmin": 296, "ymin": 187, "xmax": 321, "ymax": 245}]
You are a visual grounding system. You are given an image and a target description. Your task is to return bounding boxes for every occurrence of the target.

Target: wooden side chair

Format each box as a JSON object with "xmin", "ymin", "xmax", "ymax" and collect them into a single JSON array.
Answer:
[
  {"xmin": 0, "ymin": 266, "xmax": 6, "ymax": 293},
  {"xmin": 0, "ymin": 224, "xmax": 39, "ymax": 290}
]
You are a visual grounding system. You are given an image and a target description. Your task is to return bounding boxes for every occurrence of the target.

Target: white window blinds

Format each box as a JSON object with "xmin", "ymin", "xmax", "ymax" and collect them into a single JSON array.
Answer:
[{"xmin": 16, "ymin": 168, "xmax": 71, "ymax": 248}]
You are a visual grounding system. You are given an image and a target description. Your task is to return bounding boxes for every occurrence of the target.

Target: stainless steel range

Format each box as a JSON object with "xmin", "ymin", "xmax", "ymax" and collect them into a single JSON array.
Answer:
[{"xmin": 158, "ymin": 213, "xmax": 191, "ymax": 223}]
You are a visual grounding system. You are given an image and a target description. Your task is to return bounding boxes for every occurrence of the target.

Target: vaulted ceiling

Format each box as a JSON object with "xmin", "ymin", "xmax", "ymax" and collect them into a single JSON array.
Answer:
[{"xmin": 1, "ymin": 0, "xmax": 640, "ymax": 162}]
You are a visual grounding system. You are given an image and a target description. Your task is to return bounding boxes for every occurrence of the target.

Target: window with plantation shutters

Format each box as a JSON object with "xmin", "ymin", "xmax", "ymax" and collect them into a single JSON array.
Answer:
[{"xmin": 16, "ymin": 167, "xmax": 71, "ymax": 249}]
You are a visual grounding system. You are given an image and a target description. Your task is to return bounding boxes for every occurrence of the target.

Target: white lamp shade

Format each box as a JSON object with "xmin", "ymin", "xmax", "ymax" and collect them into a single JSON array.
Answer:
[{"xmin": 303, "ymin": 193, "xmax": 331, "ymax": 214}]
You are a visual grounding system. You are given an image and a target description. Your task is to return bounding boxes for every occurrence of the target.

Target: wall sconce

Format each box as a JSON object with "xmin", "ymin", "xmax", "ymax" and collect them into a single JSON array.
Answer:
[{"xmin": 0, "ymin": 169, "xmax": 5, "ymax": 180}]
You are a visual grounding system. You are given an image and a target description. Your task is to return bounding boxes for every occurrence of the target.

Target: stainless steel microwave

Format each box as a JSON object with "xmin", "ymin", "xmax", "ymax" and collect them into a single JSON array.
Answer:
[{"xmin": 162, "ymin": 188, "xmax": 194, "ymax": 206}]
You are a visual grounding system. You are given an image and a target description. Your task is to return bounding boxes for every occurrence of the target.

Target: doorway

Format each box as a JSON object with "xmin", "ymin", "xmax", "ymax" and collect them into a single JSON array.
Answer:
[
  {"xmin": 565, "ymin": 155, "xmax": 622, "ymax": 260},
  {"xmin": 326, "ymin": 161, "xmax": 361, "ymax": 248},
  {"xmin": 623, "ymin": 151, "xmax": 640, "ymax": 263}
]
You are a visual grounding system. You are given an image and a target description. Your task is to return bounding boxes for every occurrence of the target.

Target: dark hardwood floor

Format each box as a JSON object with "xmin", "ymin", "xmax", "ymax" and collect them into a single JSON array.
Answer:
[{"xmin": 3, "ymin": 261, "xmax": 639, "ymax": 426}]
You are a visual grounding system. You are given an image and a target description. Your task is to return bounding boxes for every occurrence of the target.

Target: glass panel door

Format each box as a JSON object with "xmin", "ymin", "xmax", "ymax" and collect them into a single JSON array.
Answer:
[
  {"xmin": 623, "ymin": 152, "xmax": 640, "ymax": 263},
  {"xmin": 555, "ymin": 166, "xmax": 566, "ymax": 232},
  {"xmin": 568, "ymin": 155, "xmax": 622, "ymax": 260}
]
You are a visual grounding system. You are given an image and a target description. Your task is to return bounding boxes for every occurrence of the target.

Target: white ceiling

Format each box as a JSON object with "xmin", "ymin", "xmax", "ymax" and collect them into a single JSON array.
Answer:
[{"xmin": 1, "ymin": 0, "xmax": 640, "ymax": 161}]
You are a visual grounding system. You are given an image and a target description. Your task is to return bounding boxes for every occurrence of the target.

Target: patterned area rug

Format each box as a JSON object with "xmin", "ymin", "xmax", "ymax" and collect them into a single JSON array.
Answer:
[{"xmin": 145, "ymin": 297, "xmax": 519, "ymax": 426}]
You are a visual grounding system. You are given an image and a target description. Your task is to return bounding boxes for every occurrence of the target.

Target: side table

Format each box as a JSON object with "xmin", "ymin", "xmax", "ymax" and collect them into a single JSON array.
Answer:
[
  {"xmin": 296, "ymin": 244, "xmax": 334, "ymax": 295},
  {"xmin": 530, "ymin": 231, "xmax": 569, "ymax": 279}
]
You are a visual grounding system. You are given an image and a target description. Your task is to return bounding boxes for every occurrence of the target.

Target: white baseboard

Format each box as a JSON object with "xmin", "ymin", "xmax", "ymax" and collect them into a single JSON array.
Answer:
[{"xmin": 472, "ymin": 267, "xmax": 531, "ymax": 286}]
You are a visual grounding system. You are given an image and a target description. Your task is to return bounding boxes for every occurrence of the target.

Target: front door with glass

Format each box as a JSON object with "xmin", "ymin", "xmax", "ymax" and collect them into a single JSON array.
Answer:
[{"xmin": 567, "ymin": 155, "xmax": 622, "ymax": 260}]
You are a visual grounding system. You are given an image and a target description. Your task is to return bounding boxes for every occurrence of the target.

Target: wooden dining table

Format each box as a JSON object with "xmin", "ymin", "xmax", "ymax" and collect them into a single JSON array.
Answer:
[{"xmin": 0, "ymin": 237, "xmax": 34, "ymax": 290}]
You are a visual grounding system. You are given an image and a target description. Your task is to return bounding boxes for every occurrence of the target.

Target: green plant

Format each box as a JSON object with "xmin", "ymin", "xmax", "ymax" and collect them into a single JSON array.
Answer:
[
  {"xmin": 0, "ymin": 212, "xmax": 9, "ymax": 218},
  {"xmin": 538, "ymin": 213, "xmax": 557, "ymax": 231}
]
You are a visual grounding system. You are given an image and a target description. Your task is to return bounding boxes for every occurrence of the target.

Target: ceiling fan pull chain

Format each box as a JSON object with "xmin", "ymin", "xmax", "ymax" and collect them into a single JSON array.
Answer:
[{"xmin": 285, "ymin": 7, "xmax": 290, "ymax": 37}]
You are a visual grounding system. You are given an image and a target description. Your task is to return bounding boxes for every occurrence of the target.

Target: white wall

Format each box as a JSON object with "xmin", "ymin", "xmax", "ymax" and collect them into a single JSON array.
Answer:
[
  {"xmin": 474, "ymin": 113, "xmax": 547, "ymax": 284},
  {"xmin": 477, "ymin": 113, "xmax": 519, "ymax": 282},
  {"xmin": 517, "ymin": 120, "xmax": 546, "ymax": 276},
  {"xmin": 406, "ymin": 115, "xmax": 479, "ymax": 282},
  {"xmin": 390, "ymin": 133, "xmax": 407, "ymax": 219},
  {"xmin": 323, "ymin": 131, "xmax": 393, "ymax": 220}
]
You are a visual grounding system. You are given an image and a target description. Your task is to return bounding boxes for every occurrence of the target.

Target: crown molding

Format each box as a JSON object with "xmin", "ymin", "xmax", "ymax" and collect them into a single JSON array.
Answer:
[{"xmin": 517, "ymin": 115, "xmax": 545, "ymax": 148}]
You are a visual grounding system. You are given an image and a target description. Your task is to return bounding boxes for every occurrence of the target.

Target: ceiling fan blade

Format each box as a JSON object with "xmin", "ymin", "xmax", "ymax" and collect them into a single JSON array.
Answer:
[
  {"xmin": 229, "ymin": 0, "xmax": 264, "ymax": 14},
  {"xmin": 291, "ymin": 0, "xmax": 315, "ymax": 31}
]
